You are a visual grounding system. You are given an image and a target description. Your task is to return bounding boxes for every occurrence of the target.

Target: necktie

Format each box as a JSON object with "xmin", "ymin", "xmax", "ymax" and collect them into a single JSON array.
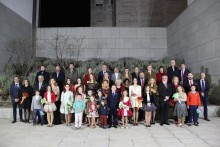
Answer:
[
  {"xmin": 57, "ymin": 72, "xmax": 59, "ymax": 78},
  {"xmin": 142, "ymin": 79, "xmax": 144, "ymax": 87},
  {"xmin": 190, "ymin": 80, "xmax": 192, "ymax": 86},
  {"xmin": 181, "ymin": 70, "xmax": 184, "ymax": 82},
  {"xmin": 202, "ymin": 80, "xmax": 205, "ymax": 92}
]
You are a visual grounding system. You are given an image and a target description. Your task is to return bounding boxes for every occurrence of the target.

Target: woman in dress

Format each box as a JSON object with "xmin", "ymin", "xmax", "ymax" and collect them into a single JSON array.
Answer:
[
  {"xmin": 50, "ymin": 78, "xmax": 61, "ymax": 125},
  {"xmin": 20, "ymin": 79, "xmax": 33, "ymax": 123},
  {"xmin": 129, "ymin": 78, "xmax": 142, "ymax": 126},
  {"xmin": 122, "ymin": 68, "xmax": 132, "ymax": 81},
  {"xmin": 148, "ymin": 78, "xmax": 158, "ymax": 124},
  {"xmin": 156, "ymin": 66, "xmax": 167, "ymax": 85},
  {"xmin": 84, "ymin": 67, "xmax": 93, "ymax": 90},
  {"xmin": 118, "ymin": 90, "xmax": 132, "ymax": 129},
  {"xmin": 44, "ymin": 85, "xmax": 57, "ymax": 127},
  {"xmin": 60, "ymin": 84, "xmax": 74, "ymax": 126},
  {"xmin": 173, "ymin": 85, "xmax": 188, "ymax": 127},
  {"xmin": 115, "ymin": 79, "xmax": 125, "ymax": 99},
  {"xmin": 142, "ymin": 86, "xmax": 157, "ymax": 127}
]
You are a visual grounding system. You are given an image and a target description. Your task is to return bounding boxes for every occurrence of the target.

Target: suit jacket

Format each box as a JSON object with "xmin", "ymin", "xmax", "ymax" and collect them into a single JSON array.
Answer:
[
  {"xmin": 158, "ymin": 83, "xmax": 172, "ymax": 103},
  {"xmin": 143, "ymin": 93, "xmax": 155, "ymax": 104},
  {"xmin": 196, "ymin": 79, "xmax": 209, "ymax": 97},
  {"xmin": 131, "ymin": 72, "xmax": 140, "ymax": 81},
  {"xmin": 98, "ymin": 71, "xmax": 111, "ymax": 84},
  {"xmin": 65, "ymin": 69, "xmax": 78, "ymax": 83},
  {"xmin": 107, "ymin": 91, "xmax": 120, "ymax": 109},
  {"xmin": 34, "ymin": 83, "xmax": 47, "ymax": 97},
  {"xmin": 35, "ymin": 70, "xmax": 50, "ymax": 85},
  {"xmin": 9, "ymin": 83, "xmax": 22, "ymax": 103},
  {"xmin": 179, "ymin": 69, "xmax": 190, "ymax": 84},
  {"xmin": 138, "ymin": 78, "xmax": 148, "ymax": 95},
  {"xmin": 167, "ymin": 66, "xmax": 180, "ymax": 83},
  {"xmin": 52, "ymin": 71, "xmax": 65, "ymax": 87},
  {"xmin": 183, "ymin": 79, "xmax": 197, "ymax": 94},
  {"xmin": 145, "ymin": 71, "xmax": 156, "ymax": 80},
  {"xmin": 111, "ymin": 72, "xmax": 122, "ymax": 84}
]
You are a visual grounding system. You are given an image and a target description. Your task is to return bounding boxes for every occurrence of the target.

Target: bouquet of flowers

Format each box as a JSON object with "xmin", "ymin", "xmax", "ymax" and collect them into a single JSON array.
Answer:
[
  {"xmin": 137, "ymin": 97, "xmax": 143, "ymax": 109},
  {"xmin": 20, "ymin": 92, "xmax": 29, "ymax": 105},
  {"xmin": 119, "ymin": 101, "xmax": 124, "ymax": 109},
  {"xmin": 41, "ymin": 98, "xmax": 47, "ymax": 105}
]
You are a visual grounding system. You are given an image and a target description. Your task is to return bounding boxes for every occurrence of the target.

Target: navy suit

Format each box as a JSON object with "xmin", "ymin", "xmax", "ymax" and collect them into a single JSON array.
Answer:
[
  {"xmin": 34, "ymin": 83, "xmax": 47, "ymax": 98},
  {"xmin": 197, "ymin": 79, "xmax": 210, "ymax": 119},
  {"xmin": 167, "ymin": 66, "xmax": 180, "ymax": 83},
  {"xmin": 9, "ymin": 83, "xmax": 22, "ymax": 121},
  {"xmin": 179, "ymin": 69, "xmax": 190, "ymax": 85},
  {"xmin": 107, "ymin": 91, "xmax": 120, "ymax": 127},
  {"xmin": 52, "ymin": 71, "xmax": 65, "ymax": 91}
]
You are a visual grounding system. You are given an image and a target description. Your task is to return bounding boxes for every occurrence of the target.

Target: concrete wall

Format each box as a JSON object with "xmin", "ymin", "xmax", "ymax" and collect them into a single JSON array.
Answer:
[
  {"xmin": 0, "ymin": 2, "xmax": 32, "ymax": 71},
  {"xmin": 36, "ymin": 27, "xmax": 167, "ymax": 60},
  {"xmin": 167, "ymin": 0, "xmax": 220, "ymax": 103},
  {"xmin": 0, "ymin": 0, "xmax": 33, "ymax": 23}
]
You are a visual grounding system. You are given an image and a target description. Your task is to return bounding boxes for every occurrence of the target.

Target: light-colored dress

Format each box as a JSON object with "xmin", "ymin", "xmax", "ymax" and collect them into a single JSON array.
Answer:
[
  {"xmin": 60, "ymin": 91, "xmax": 74, "ymax": 114},
  {"xmin": 129, "ymin": 85, "xmax": 142, "ymax": 108}
]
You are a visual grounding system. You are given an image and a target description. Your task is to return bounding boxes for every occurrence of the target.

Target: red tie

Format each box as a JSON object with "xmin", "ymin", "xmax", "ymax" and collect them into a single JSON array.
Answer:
[
  {"xmin": 181, "ymin": 70, "xmax": 184, "ymax": 82},
  {"xmin": 190, "ymin": 80, "xmax": 192, "ymax": 86},
  {"xmin": 142, "ymin": 79, "xmax": 144, "ymax": 87}
]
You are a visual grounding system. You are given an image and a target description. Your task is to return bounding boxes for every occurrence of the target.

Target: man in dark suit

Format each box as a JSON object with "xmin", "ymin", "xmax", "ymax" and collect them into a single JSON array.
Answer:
[
  {"xmin": 111, "ymin": 67, "xmax": 122, "ymax": 84},
  {"xmin": 35, "ymin": 65, "xmax": 50, "ymax": 85},
  {"xmin": 65, "ymin": 63, "xmax": 78, "ymax": 83},
  {"xmin": 131, "ymin": 66, "xmax": 140, "ymax": 82},
  {"xmin": 158, "ymin": 75, "xmax": 173, "ymax": 126},
  {"xmin": 183, "ymin": 72, "xmax": 197, "ymax": 94},
  {"xmin": 197, "ymin": 72, "xmax": 210, "ymax": 121},
  {"xmin": 179, "ymin": 63, "xmax": 190, "ymax": 85},
  {"xmin": 107, "ymin": 85, "xmax": 120, "ymax": 128},
  {"xmin": 98, "ymin": 64, "xmax": 111, "ymax": 85},
  {"xmin": 9, "ymin": 76, "xmax": 22, "ymax": 123},
  {"xmin": 167, "ymin": 60, "xmax": 180, "ymax": 83},
  {"xmin": 34, "ymin": 75, "xmax": 47, "ymax": 97},
  {"xmin": 52, "ymin": 65, "xmax": 65, "ymax": 91}
]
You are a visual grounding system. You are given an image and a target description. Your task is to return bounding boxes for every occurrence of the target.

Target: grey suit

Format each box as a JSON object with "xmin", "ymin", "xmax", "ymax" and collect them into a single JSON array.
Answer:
[{"xmin": 111, "ymin": 72, "xmax": 122, "ymax": 84}]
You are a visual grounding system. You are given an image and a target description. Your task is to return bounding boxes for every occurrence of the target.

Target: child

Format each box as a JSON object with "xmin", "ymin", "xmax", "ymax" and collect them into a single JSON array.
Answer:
[
  {"xmin": 99, "ymin": 100, "xmax": 109, "ymax": 129},
  {"xmin": 118, "ymin": 90, "xmax": 132, "ymax": 129},
  {"xmin": 60, "ymin": 84, "xmax": 74, "ymax": 126},
  {"xmin": 187, "ymin": 85, "xmax": 201, "ymax": 126},
  {"xmin": 87, "ymin": 96, "xmax": 99, "ymax": 128},
  {"xmin": 85, "ymin": 90, "xmax": 92, "ymax": 126},
  {"xmin": 73, "ymin": 94, "xmax": 85, "ymax": 129},
  {"xmin": 43, "ymin": 85, "xmax": 57, "ymax": 127},
  {"xmin": 31, "ymin": 90, "xmax": 44, "ymax": 126}
]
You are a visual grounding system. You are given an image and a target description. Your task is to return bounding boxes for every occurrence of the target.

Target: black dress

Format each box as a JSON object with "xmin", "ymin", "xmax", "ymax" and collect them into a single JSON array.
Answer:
[{"xmin": 20, "ymin": 85, "xmax": 33, "ymax": 110}]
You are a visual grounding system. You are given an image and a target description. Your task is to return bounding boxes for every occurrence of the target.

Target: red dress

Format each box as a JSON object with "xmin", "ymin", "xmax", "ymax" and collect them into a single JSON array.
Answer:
[
  {"xmin": 117, "ymin": 97, "xmax": 132, "ymax": 117},
  {"xmin": 156, "ymin": 72, "xmax": 167, "ymax": 85}
]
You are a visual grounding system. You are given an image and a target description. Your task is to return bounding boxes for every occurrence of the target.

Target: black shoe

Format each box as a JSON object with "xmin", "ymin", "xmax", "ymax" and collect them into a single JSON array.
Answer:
[
  {"xmin": 205, "ymin": 118, "xmax": 210, "ymax": 121},
  {"xmin": 113, "ymin": 126, "xmax": 117, "ymax": 128},
  {"xmin": 12, "ymin": 120, "xmax": 16, "ymax": 123},
  {"xmin": 188, "ymin": 123, "xmax": 192, "ymax": 126},
  {"xmin": 160, "ymin": 123, "xmax": 163, "ymax": 126},
  {"xmin": 165, "ymin": 122, "xmax": 170, "ymax": 125},
  {"xmin": 41, "ymin": 123, "xmax": 44, "ymax": 126},
  {"xmin": 194, "ymin": 123, "xmax": 199, "ymax": 126},
  {"xmin": 20, "ymin": 119, "xmax": 24, "ymax": 122},
  {"xmin": 151, "ymin": 122, "xmax": 155, "ymax": 125},
  {"xmin": 108, "ymin": 126, "xmax": 112, "ymax": 128}
]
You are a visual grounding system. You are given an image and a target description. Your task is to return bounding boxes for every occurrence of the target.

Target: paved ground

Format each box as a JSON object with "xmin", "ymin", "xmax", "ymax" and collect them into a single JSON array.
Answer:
[{"xmin": 0, "ymin": 118, "xmax": 220, "ymax": 147}]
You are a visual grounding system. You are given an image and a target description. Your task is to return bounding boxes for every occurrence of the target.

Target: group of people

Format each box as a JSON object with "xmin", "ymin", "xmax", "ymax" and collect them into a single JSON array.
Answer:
[{"xmin": 9, "ymin": 60, "xmax": 210, "ymax": 129}]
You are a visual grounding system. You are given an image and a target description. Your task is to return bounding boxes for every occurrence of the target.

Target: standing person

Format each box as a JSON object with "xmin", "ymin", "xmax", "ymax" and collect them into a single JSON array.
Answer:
[
  {"xmin": 179, "ymin": 63, "xmax": 190, "ymax": 85},
  {"xmin": 107, "ymin": 85, "xmax": 120, "ymax": 128},
  {"xmin": 167, "ymin": 60, "xmax": 180, "ymax": 83},
  {"xmin": 86, "ymin": 73, "xmax": 97, "ymax": 94},
  {"xmin": 129, "ymin": 78, "xmax": 142, "ymax": 126},
  {"xmin": 122, "ymin": 68, "xmax": 132, "ymax": 81},
  {"xmin": 73, "ymin": 94, "xmax": 85, "ymax": 129},
  {"xmin": 65, "ymin": 63, "xmax": 78, "ymax": 84},
  {"xmin": 156, "ymin": 66, "xmax": 167, "ymax": 85},
  {"xmin": 115, "ymin": 79, "xmax": 125, "ymax": 99},
  {"xmin": 60, "ymin": 84, "xmax": 74, "ymax": 126},
  {"xmin": 117, "ymin": 90, "xmax": 132, "ymax": 129},
  {"xmin": 187, "ymin": 85, "xmax": 201, "ymax": 126},
  {"xmin": 183, "ymin": 73, "xmax": 197, "ymax": 95},
  {"xmin": 20, "ymin": 79, "xmax": 34, "ymax": 123},
  {"xmin": 43, "ymin": 85, "xmax": 57, "ymax": 127},
  {"xmin": 74, "ymin": 78, "xmax": 83, "ymax": 92},
  {"xmin": 145, "ymin": 65, "xmax": 156, "ymax": 80},
  {"xmin": 35, "ymin": 65, "xmax": 50, "ymax": 85},
  {"xmin": 50, "ymin": 78, "xmax": 61, "ymax": 125},
  {"xmin": 10, "ymin": 76, "xmax": 22, "ymax": 123},
  {"xmin": 87, "ymin": 96, "xmax": 99, "ymax": 128},
  {"xmin": 131, "ymin": 66, "xmax": 140, "ymax": 81},
  {"xmin": 158, "ymin": 75, "xmax": 172, "ymax": 126},
  {"xmin": 84, "ymin": 67, "xmax": 93, "ymax": 89},
  {"xmin": 123, "ymin": 78, "xmax": 131, "ymax": 94},
  {"xmin": 34, "ymin": 75, "xmax": 47, "ymax": 98},
  {"xmin": 98, "ymin": 64, "xmax": 111, "ymax": 85},
  {"xmin": 31, "ymin": 90, "xmax": 44, "ymax": 126},
  {"xmin": 148, "ymin": 78, "xmax": 158, "ymax": 124},
  {"xmin": 111, "ymin": 67, "xmax": 122, "ymax": 84},
  {"xmin": 52, "ymin": 65, "xmax": 65, "ymax": 93},
  {"xmin": 170, "ymin": 76, "xmax": 180, "ymax": 107},
  {"xmin": 173, "ymin": 86, "xmax": 188, "ymax": 127},
  {"xmin": 142, "ymin": 86, "xmax": 157, "ymax": 127},
  {"xmin": 99, "ymin": 100, "xmax": 109, "ymax": 129},
  {"xmin": 64, "ymin": 78, "xmax": 75, "ymax": 93},
  {"xmin": 197, "ymin": 72, "xmax": 210, "ymax": 121}
]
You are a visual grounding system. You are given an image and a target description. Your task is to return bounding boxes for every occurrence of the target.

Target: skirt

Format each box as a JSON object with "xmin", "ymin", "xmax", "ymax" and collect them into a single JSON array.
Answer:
[
  {"xmin": 142, "ymin": 103, "xmax": 157, "ymax": 112},
  {"xmin": 87, "ymin": 111, "xmax": 99, "ymax": 118},
  {"xmin": 44, "ymin": 103, "xmax": 57, "ymax": 112},
  {"xmin": 130, "ymin": 96, "xmax": 142, "ymax": 108},
  {"xmin": 60, "ymin": 106, "xmax": 74, "ymax": 114},
  {"xmin": 173, "ymin": 102, "xmax": 188, "ymax": 117}
]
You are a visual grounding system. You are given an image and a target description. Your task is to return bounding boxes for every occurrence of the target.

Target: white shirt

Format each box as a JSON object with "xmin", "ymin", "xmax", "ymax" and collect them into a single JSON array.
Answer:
[
  {"xmin": 146, "ymin": 92, "xmax": 150, "ymax": 102},
  {"xmin": 47, "ymin": 92, "xmax": 51, "ymax": 103},
  {"xmin": 115, "ymin": 73, "xmax": 118, "ymax": 80},
  {"xmin": 39, "ymin": 83, "xmax": 42, "ymax": 89}
]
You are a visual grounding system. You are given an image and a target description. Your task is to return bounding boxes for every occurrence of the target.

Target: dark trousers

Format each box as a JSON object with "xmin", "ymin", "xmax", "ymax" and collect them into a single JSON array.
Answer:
[
  {"xmin": 201, "ymin": 95, "xmax": 208, "ymax": 119},
  {"xmin": 53, "ymin": 101, "xmax": 61, "ymax": 125},
  {"xmin": 159, "ymin": 101, "xmax": 169, "ymax": 124},
  {"xmin": 33, "ymin": 109, "xmax": 44, "ymax": 124},
  {"xmin": 109, "ymin": 108, "xmax": 117, "ymax": 126},
  {"xmin": 100, "ymin": 115, "xmax": 108, "ymax": 126},
  {"xmin": 189, "ymin": 105, "xmax": 198, "ymax": 124},
  {"xmin": 12, "ymin": 102, "xmax": 22, "ymax": 121}
]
